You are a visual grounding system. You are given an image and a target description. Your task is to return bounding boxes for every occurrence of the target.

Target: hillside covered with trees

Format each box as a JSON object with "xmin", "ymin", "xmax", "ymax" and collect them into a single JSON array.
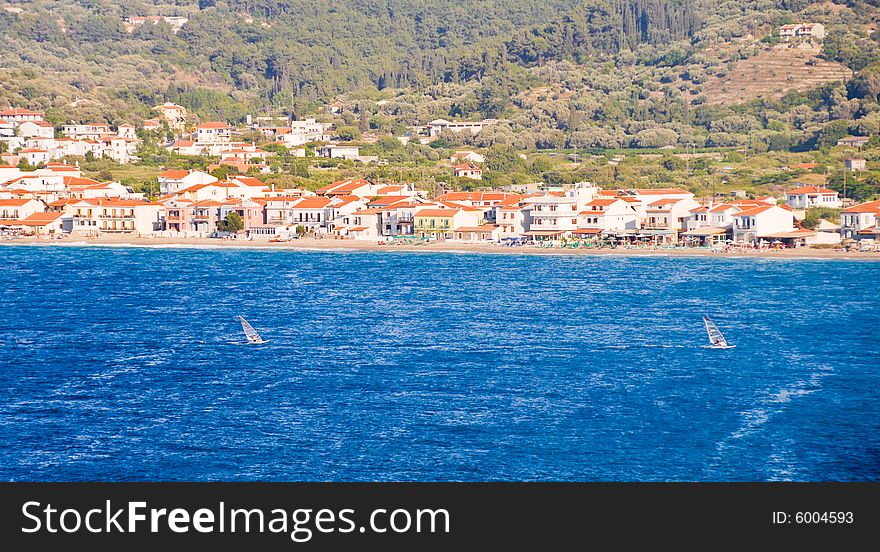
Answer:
[{"xmin": 2, "ymin": 0, "xmax": 880, "ymax": 157}]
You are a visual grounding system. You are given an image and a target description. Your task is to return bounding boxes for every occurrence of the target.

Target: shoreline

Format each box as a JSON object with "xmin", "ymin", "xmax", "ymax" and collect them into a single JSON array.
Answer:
[{"xmin": 3, "ymin": 235, "xmax": 879, "ymax": 259}]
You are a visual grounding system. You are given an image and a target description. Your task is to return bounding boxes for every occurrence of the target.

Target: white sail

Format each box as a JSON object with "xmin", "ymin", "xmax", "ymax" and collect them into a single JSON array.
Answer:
[
  {"xmin": 238, "ymin": 315, "xmax": 266, "ymax": 344},
  {"xmin": 703, "ymin": 315, "xmax": 732, "ymax": 348}
]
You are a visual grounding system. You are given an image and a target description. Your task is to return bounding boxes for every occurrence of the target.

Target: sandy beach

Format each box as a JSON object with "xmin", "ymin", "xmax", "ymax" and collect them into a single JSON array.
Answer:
[{"xmin": 3, "ymin": 234, "xmax": 879, "ymax": 259}]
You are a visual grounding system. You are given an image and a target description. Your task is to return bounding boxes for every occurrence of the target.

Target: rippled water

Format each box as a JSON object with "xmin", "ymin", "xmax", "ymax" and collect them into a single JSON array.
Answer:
[{"xmin": 0, "ymin": 245, "xmax": 878, "ymax": 481}]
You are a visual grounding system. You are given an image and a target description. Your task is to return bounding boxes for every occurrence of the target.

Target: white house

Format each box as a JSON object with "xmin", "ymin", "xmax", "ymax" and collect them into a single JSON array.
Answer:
[
  {"xmin": 67, "ymin": 199, "xmax": 161, "ymax": 236},
  {"xmin": 451, "ymin": 151, "xmax": 485, "ymax": 164},
  {"xmin": 453, "ymin": 163, "xmax": 482, "ymax": 180},
  {"xmin": 196, "ymin": 122, "xmax": 232, "ymax": 143},
  {"xmin": 840, "ymin": 200, "xmax": 880, "ymax": 239},
  {"xmin": 732, "ymin": 205, "xmax": 795, "ymax": 243},
  {"xmin": 641, "ymin": 197, "xmax": 701, "ymax": 242},
  {"xmin": 158, "ymin": 169, "xmax": 217, "ymax": 195},
  {"xmin": 317, "ymin": 144, "xmax": 360, "ymax": 160},
  {"xmin": 287, "ymin": 196, "xmax": 335, "ymax": 233},
  {"xmin": 0, "ymin": 108, "xmax": 43, "ymax": 123},
  {"xmin": 18, "ymin": 120, "xmax": 54, "ymax": 138},
  {"xmin": 19, "ymin": 148, "xmax": 51, "ymax": 165},
  {"xmin": 62, "ymin": 123, "xmax": 112, "ymax": 140},
  {"xmin": 785, "ymin": 186, "xmax": 840, "ymax": 209},
  {"xmin": 577, "ymin": 198, "xmax": 639, "ymax": 234},
  {"xmin": 494, "ymin": 204, "xmax": 532, "ymax": 240},
  {"xmin": 279, "ymin": 119, "xmax": 334, "ymax": 146},
  {"xmin": 427, "ymin": 118, "xmax": 497, "ymax": 137},
  {"xmin": 0, "ymin": 198, "xmax": 43, "ymax": 220},
  {"xmin": 117, "ymin": 124, "xmax": 137, "ymax": 139}
]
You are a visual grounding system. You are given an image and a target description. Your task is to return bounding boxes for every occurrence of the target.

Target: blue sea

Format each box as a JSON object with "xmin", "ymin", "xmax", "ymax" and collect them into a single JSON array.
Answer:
[{"xmin": 1, "ymin": 245, "xmax": 878, "ymax": 481}]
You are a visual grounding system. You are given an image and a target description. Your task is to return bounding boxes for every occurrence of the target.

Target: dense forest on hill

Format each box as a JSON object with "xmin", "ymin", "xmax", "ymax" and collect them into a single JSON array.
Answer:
[{"xmin": 2, "ymin": 0, "xmax": 880, "ymax": 156}]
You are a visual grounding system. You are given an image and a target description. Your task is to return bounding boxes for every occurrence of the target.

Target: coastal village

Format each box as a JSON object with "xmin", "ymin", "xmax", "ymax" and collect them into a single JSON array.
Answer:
[{"xmin": 1, "ymin": 104, "xmax": 879, "ymax": 252}]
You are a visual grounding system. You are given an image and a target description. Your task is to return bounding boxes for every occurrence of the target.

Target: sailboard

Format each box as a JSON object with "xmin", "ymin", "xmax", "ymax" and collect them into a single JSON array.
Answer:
[
  {"xmin": 237, "ymin": 315, "xmax": 268, "ymax": 345},
  {"xmin": 703, "ymin": 315, "xmax": 734, "ymax": 349}
]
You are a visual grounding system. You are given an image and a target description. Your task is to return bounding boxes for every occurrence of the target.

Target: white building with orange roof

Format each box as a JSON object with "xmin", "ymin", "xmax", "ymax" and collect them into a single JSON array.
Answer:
[
  {"xmin": 143, "ymin": 118, "xmax": 163, "ymax": 132},
  {"xmin": 576, "ymin": 198, "xmax": 639, "ymax": 235},
  {"xmin": 315, "ymin": 179, "xmax": 382, "ymax": 198},
  {"xmin": 5, "ymin": 212, "xmax": 63, "ymax": 235},
  {"xmin": 171, "ymin": 181, "xmax": 249, "ymax": 202},
  {"xmin": 785, "ymin": 185, "xmax": 840, "ymax": 209},
  {"xmin": 453, "ymin": 163, "xmax": 482, "ymax": 180},
  {"xmin": 641, "ymin": 196, "xmax": 701, "ymax": 242},
  {"xmin": 840, "ymin": 200, "xmax": 880, "ymax": 239},
  {"xmin": 0, "ymin": 108, "xmax": 43, "ymax": 123},
  {"xmin": 0, "ymin": 118, "xmax": 14, "ymax": 137},
  {"xmin": 0, "ymin": 164, "xmax": 23, "ymax": 185},
  {"xmin": 229, "ymin": 175, "xmax": 272, "ymax": 195},
  {"xmin": 41, "ymin": 162, "xmax": 81, "ymax": 178},
  {"xmin": 494, "ymin": 201, "xmax": 532, "ymax": 240},
  {"xmin": 686, "ymin": 205, "xmax": 711, "ymax": 231},
  {"xmin": 0, "ymin": 198, "xmax": 43, "ymax": 220},
  {"xmin": 98, "ymin": 135, "xmax": 140, "ymax": 164},
  {"xmin": 158, "ymin": 169, "xmax": 217, "ymax": 195},
  {"xmin": 196, "ymin": 122, "xmax": 232, "ymax": 144},
  {"xmin": 526, "ymin": 182, "xmax": 599, "ymax": 239},
  {"xmin": 117, "ymin": 123, "xmax": 137, "ymax": 139},
  {"xmin": 67, "ymin": 198, "xmax": 161, "ymax": 236},
  {"xmin": 79, "ymin": 181, "xmax": 135, "ymax": 200},
  {"xmin": 18, "ymin": 120, "xmax": 54, "ymax": 138},
  {"xmin": 732, "ymin": 204, "xmax": 795, "ymax": 243},
  {"xmin": 220, "ymin": 145, "xmax": 269, "ymax": 165},
  {"xmin": 19, "ymin": 148, "xmax": 50, "ymax": 166},
  {"xmin": 285, "ymin": 196, "xmax": 336, "ymax": 232}
]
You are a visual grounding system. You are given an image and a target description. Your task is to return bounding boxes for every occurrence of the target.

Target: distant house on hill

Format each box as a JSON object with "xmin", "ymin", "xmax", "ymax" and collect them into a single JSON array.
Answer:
[
  {"xmin": 450, "ymin": 151, "xmax": 485, "ymax": 164},
  {"xmin": 779, "ymin": 23, "xmax": 825, "ymax": 40},
  {"xmin": 153, "ymin": 102, "xmax": 187, "ymax": 130},
  {"xmin": 453, "ymin": 163, "xmax": 483, "ymax": 180},
  {"xmin": 785, "ymin": 185, "xmax": 840, "ymax": 209},
  {"xmin": 836, "ymin": 136, "xmax": 870, "ymax": 148},
  {"xmin": 326, "ymin": 100, "xmax": 344, "ymax": 114},
  {"xmin": 845, "ymin": 158, "xmax": 866, "ymax": 172}
]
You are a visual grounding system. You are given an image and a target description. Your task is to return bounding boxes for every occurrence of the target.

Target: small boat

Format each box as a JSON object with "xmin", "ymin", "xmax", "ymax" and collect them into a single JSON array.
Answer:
[
  {"xmin": 237, "ymin": 315, "xmax": 268, "ymax": 345},
  {"xmin": 703, "ymin": 315, "xmax": 734, "ymax": 349}
]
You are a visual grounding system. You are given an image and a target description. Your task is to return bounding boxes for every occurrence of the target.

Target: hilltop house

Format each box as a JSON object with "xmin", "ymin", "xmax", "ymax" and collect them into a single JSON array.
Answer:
[
  {"xmin": 450, "ymin": 151, "xmax": 485, "ymax": 164},
  {"xmin": 785, "ymin": 186, "xmax": 840, "ymax": 209},
  {"xmin": 196, "ymin": 122, "xmax": 231, "ymax": 143},
  {"xmin": 836, "ymin": 136, "xmax": 870, "ymax": 148},
  {"xmin": 426, "ymin": 118, "xmax": 497, "ymax": 137},
  {"xmin": 453, "ymin": 163, "xmax": 482, "ymax": 180},
  {"xmin": 153, "ymin": 102, "xmax": 187, "ymax": 130},
  {"xmin": 62, "ymin": 123, "xmax": 112, "ymax": 140},
  {"xmin": 779, "ymin": 23, "xmax": 825, "ymax": 40}
]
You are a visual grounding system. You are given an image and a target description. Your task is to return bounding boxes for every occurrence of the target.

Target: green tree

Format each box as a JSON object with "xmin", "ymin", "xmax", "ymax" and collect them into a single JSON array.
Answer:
[{"xmin": 218, "ymin": 211, "xmax": 244, "ymax": 233}]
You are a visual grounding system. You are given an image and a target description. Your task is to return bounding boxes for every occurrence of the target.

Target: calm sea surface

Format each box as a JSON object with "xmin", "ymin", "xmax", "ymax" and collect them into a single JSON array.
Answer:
[{"xmin": 0, "ymin": 245, "xmax": 878, "ymax": 481}]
